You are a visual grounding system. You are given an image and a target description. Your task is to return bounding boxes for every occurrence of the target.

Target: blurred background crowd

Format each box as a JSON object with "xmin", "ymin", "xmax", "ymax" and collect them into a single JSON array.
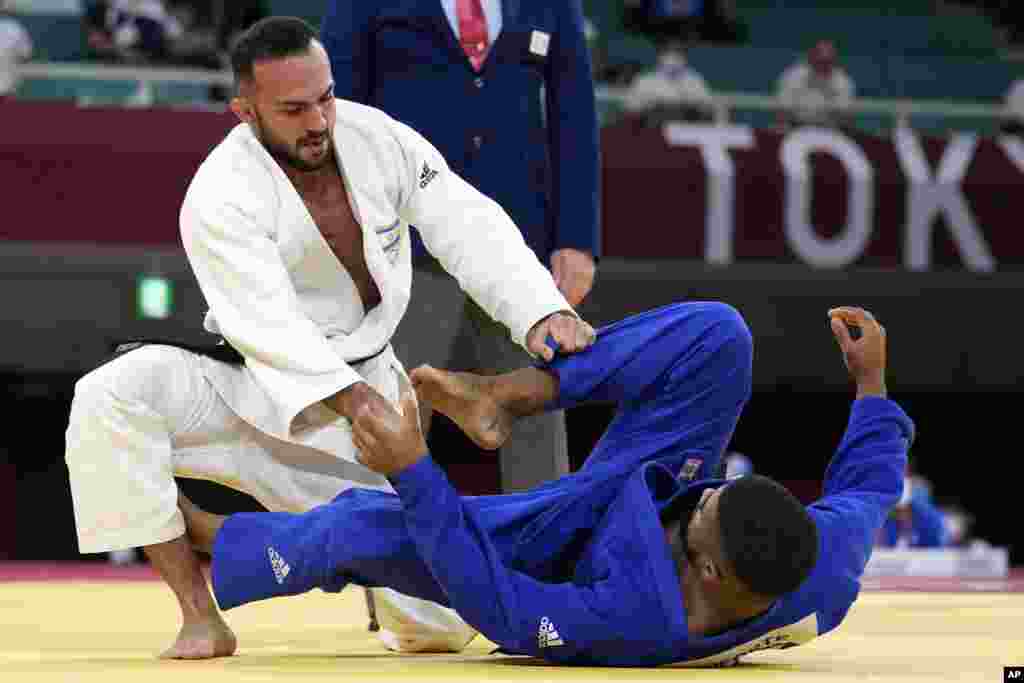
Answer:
[{"xmin": 2, "ymin": 0, "xmax": 1024, "ymax": 128}]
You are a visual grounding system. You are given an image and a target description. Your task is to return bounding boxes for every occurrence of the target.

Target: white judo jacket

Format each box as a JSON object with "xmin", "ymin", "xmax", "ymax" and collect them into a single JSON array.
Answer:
[{"xmin": 180, "ymin": 99, "xmax": 571, "ymax": 456}]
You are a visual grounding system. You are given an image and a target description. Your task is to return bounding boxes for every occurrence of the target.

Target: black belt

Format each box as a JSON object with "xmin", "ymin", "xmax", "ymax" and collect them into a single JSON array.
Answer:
[
  {"xmin": 110, "ymin": 337, "xmax": 245, "ymax": 365},
  {"xmin": 104, "ymin": 337, "xmax": 388, "ymax": 368}
]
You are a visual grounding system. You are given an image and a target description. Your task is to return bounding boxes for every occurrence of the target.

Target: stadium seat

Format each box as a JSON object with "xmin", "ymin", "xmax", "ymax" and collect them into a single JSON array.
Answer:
[
  {"xmin": 16, "ymin": 78, "xmax": 137, "ymax": 103},
  {"xmin": 14, "ymin": 13, "xmax": 86, "ymax": 61}
]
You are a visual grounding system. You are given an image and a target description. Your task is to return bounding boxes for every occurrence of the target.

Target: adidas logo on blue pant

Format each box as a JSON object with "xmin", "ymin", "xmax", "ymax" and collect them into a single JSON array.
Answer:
[
  {"xmin": 537, "ymin": 617, "xmax": 564, "ymax": 649},
  {"xmin": 267, "ymin": 546, "xmax": 291, "ymax": 585}
]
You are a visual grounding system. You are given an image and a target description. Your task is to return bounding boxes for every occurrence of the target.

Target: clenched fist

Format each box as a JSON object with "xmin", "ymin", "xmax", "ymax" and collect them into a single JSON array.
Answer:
[{"xmin": 828, "ymin": 306, "xmax": 887, "ymax": 400}]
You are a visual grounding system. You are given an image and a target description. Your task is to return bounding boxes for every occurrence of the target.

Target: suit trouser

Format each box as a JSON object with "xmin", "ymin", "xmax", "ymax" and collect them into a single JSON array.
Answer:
[
  {"xmin": 390, "ymin": 263, "xmax": 569, "ymax": 493},
  {"xmin": 209, "ymin": 302, "xmax": 754, "ymax": 613},
  {"xmin": 64, "ymin": 344, "xmax": 477, "ymax": 653}
]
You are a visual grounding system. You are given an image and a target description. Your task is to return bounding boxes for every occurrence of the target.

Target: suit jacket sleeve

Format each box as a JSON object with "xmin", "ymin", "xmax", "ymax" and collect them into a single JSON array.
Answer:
[
  {"xmin": 546, "ymin": 0, "xmax": 601, "ymax": 257},
  {"xmin": 386, "ymin": 115, "xmax": 573, "ymax": 348},
  {"xmin": 180, "ymin": 175, "xmax": 364, "ymax": 432},
  {"xmin": 321, "ymin": 1, "xmax": 373, "ymax": 103},
  {"xmin": 804, "ymin": 396, "xmax": 915, "ymax": 632}
]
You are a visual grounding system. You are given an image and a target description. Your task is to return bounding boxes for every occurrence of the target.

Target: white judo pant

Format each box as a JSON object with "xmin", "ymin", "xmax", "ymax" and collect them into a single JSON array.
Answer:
[{"xmin": 64, "ymin": 344, "xmax": 477, "ymax": 653}]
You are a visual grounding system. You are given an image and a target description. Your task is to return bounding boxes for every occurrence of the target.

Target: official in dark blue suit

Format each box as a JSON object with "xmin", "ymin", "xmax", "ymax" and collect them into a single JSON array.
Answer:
[{"xmin": 321, "ymin": 0, "xmax": 600, "ymax": 496}]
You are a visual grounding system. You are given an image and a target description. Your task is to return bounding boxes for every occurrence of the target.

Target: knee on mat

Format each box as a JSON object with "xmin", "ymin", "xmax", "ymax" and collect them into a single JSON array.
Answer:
[
  {"xmin": 376, "ymin": 627, "xmax": 477, "ymax": 654},
  {"xmin": 370, "ymin": 590, "xmax": 478, "ymax": 654}
]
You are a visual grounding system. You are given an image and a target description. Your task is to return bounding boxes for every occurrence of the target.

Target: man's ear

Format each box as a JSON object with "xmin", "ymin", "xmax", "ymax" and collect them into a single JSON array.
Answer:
[{"xmin": 230, "ymin": 96, "xmax": 253, "ymax": 124}]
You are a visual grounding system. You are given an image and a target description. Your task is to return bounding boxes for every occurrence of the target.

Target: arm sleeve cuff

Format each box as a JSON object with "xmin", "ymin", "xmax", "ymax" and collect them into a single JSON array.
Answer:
[{"xmin": 390, "ymin": 453, "xmax": 445, "ymax": 506}]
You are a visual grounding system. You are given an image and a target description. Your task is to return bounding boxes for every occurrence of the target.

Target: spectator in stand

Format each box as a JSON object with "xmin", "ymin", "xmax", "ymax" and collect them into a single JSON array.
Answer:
[
  {"xmin": 83, "ymin": 0, "xmax": 184, "ymax": 64},
  {"xmin": 876, "ymin": 463, "xmax": 949, "ymax": 549},
  {"xmin": 776, "ymin": 40, "xmax": 855, "ymax": 130},
  {"xmin": 624, "ymin": 40, "xmax": 714, "ymax": 124},
  {"xmin": 0, "ymin": 0, "xmax": 32, "ymax": 102}
]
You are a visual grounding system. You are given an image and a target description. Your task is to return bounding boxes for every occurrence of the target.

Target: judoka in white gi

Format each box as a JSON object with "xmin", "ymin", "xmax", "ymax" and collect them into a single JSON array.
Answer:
[{"xmin": 64, "ymin": 16, "xmax": 595, "ymax": 660}]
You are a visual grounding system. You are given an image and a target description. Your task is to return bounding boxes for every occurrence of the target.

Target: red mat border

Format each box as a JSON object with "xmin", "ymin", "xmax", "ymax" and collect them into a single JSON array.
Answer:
[{"xmin": 0, "ymin": 562, "xmax": 175, "ymax": 582}]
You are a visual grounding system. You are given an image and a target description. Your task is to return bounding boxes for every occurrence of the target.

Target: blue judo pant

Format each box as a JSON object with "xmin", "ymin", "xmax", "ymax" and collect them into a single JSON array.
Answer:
[{"xmin": 211, "ymin": 302, "xmax": 752, "ymax": 611}]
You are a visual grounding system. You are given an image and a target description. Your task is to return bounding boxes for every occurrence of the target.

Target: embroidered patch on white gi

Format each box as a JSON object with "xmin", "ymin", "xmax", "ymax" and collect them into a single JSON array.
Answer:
[
  {"xmin": 537, "ymin": 617, "xmax": 564, "ymax": 648},
  {"xmin": 267, "ymin": 546, "xmax": 291, "ymax": 585},
  {"xmin": 419, "ymin": 161, "xmax": 438, "ymax": 189},
  {"xmin": 679, "ymin": 458, "xmax": 703, "ymax": 481},
  {"xmin": 376, "ymin": 219, "xmax": 402, "ymax": 264},
  {"xmin": 529, "ymin": 30, "xmax": 550, "ymax": 57}
]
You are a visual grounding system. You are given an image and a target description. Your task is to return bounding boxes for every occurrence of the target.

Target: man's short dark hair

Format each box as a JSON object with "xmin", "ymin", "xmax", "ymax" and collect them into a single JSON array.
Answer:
[
  {"xmin": 717, "ymin": 475, "xmax": 818, "ymax": 598},
  {"xmin": 230, "ymin": 16, "xmax": 319, "ymax": 85}
]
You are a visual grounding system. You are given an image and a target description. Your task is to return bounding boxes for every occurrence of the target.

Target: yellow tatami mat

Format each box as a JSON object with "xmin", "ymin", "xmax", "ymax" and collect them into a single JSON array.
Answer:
[{"xmin": 2, "ymin": 579, "xmax": 1020, "ymax": 682}]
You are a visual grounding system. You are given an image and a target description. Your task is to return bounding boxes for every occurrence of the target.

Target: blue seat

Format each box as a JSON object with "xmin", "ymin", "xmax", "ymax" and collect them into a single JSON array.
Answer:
[
  {"xmin": 152, "ymin": 81, "xmax": 216, "ymax": 105},
  {"xmin": 16, "ymin": 13, "xmax": 86, "ymax": 61},
  {"xmin": 687, "ymin": 45, "xmax": 797, "ymax": 93},
  {"xmin": 17, "ymin": 77, "xmax": 137, "ymax": 102},
  {"xmin": 926, "ymin": 13, "xmax": 1000, "ymax": 58},
  {"xmin": 885, "ymin": 55, "xmax": 1015, "ymax": 101},
  {"xmin": 18, "ymin": 77, "xmax": 218, "ymax": 106},
  {"xmin": 734, "ymin": 2, "xmax": 999, "ymax": 57},
  {"xmin": 684, "ymin": 44, "xmax": 1013, "ymax": 101}
]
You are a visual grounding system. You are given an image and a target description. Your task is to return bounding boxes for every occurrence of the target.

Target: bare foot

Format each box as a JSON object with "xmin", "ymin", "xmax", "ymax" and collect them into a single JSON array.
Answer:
[
  {"xmin": 410, "ymin": 365, "xmax": 512, "ymax": 450},
  {"xmin": 178, "ymin": 493, "xmax": 225, "ymax": 555},
  {"xmin": 160, "ymin": 616, "xmax": 237, "ymax": 659}
]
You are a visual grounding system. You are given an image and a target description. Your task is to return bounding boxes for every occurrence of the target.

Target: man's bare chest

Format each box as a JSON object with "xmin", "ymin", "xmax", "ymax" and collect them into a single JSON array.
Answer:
[
  {"xmin": 298, "ymin": 179, "xmax": 383, "ymax": 309},
  {"xmin": 302, "ymin": 185, "xmax": 365, "ymax": 265}
]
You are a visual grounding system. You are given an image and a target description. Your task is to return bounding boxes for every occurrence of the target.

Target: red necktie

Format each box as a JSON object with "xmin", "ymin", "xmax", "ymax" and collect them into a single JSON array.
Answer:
[{"xmin": 457, "ymin": 0, "xmax": 490, "ymax": 71}]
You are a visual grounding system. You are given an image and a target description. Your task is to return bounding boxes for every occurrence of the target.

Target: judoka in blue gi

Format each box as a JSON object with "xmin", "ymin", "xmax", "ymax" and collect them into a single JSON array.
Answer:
[{"xmin": 180, "ymin": 302, "xmax": 914, "ymax": 667}]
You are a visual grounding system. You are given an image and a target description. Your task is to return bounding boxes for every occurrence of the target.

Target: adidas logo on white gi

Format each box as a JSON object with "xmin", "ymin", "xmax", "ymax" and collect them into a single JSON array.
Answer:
[
  {"xmin": 419, "ymin": 161, "xmax": 438, "ymax": 188},
  {"xmin": 537, "ymin": 617, "xmax": 564, "ymax": 649},
  {"xmin": 267, "ymin": 546, "xmax": 291, "ymax": 585}
]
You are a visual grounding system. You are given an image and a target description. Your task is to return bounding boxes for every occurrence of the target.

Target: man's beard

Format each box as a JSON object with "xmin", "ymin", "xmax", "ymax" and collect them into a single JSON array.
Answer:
[
  {"xmin": 252, "ymin": 109, "xmax": 333, "ymax": 172},
  {"xmin": 662, "ymin": 487, "xmax": 702, "ymax": 569}
]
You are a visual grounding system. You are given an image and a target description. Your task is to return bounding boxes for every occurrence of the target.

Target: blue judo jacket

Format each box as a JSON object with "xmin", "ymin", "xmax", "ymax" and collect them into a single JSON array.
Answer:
[{"xmin": 209, "ymin": 303, "xmax": 913, "ymax": 666}]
